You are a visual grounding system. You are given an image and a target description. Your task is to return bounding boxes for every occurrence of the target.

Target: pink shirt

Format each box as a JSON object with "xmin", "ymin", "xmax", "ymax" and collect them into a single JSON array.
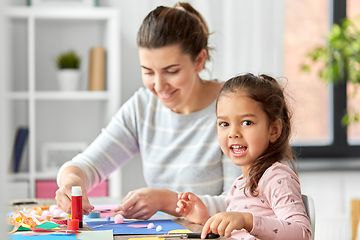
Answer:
[{"xmin": 225, "ymin": 162, "xmax": 311, "ymax": 240}]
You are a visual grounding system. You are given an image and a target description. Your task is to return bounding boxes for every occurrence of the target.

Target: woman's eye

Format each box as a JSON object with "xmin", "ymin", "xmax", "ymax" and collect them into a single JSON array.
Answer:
[
  {"xmin": 168, "ymin": 70, "xmax": 179, "ymax": 74},
  {"xmin": 219, "ymin": 122, "xmax": 229, "ymax": 127},
  {"xmin": 242, "ymin": 120, "xmax": 253, "ymax": 126},
  {"xmin": 144, "ymin": 71, "xmax": 154, "ymax": 75}
]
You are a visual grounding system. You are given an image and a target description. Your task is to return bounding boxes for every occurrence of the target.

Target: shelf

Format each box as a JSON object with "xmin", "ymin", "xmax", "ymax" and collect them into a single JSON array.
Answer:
[
  {"xmin": 34, "ymin": 170, "xmax": 59, "ymax": 180},
  {"xmin": 6, "ymin": 91, "xmax": 110, "ymax": 100},
  {"xmin": 4, "ymin": 6, "xmax": 120, "ymax": 198},
  {"xmin": 7, "ymin": 7, "xmax": 118, "ymax": 20},
  {"xmin": 6, "ymin": 92, "xmax": 29, "ymax": 100},
  {"xmin": 7, "ymin": 172, "xmax": 30, "ymax": 181}
]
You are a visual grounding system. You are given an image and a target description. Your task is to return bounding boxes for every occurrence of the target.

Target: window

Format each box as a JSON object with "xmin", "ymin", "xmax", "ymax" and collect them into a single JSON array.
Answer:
[
  {"xmin": 347, "ymin": 0, "xmax": 360, "ymax": 145},
  {"xmin": 285, "ymin": 0, "xmax": 360, "ymax": 161}
]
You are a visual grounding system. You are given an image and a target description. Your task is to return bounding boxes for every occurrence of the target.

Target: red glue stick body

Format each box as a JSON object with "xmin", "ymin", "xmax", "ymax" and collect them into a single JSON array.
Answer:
[{"xmin": 71, "ymin": 186, "xmax": 83, "ymax": 228}]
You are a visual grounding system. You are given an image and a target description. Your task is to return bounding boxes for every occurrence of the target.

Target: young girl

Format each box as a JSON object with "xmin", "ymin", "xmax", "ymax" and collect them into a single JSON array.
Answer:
[{"xmin": 176, "ymin": 73, "xmax": 312, "ymax": 240}]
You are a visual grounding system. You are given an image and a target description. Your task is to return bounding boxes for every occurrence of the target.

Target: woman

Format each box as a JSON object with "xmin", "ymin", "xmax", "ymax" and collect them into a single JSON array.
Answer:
[{"xmin": 56, "ymin": 2, "xmax": 241, "ymax": 220}]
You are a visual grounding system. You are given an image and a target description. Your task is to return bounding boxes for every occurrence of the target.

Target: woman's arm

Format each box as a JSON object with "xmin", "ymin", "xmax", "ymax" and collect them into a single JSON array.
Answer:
[{"xmin": 55, "ymin": 165, "xmax": 93, "ymax": 215}]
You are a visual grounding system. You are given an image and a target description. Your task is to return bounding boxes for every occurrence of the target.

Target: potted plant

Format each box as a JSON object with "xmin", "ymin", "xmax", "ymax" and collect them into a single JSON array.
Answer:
[
  {"xmin": 301, "ymin": 17, "xmax": 360, "ymax": 125},
  {"xmin": 56, "ymin": 50, "xmax": 81, "ymax": 91}
]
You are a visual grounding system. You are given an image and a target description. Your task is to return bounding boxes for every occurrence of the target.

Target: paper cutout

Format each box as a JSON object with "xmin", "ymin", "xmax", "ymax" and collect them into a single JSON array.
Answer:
[
  {"xmin": 128, "ymin": 224, "xmax": 149, "ymax": 228},
  {"xmin": 34, "ymin": 221, "xmax": 60, "ymax": 229},
  {"xmin": 87, "ymin": 219, "xmax": 188, "ymax": 235},
  {"xmin": 92, "ymin": 204, "xmax": 118, "ymax": 218}
]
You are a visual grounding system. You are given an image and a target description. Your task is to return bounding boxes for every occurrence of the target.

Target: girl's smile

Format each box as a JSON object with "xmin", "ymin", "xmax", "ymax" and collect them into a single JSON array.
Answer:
[{"xmin": 230, "ymin": 144, "xmax": 247, "ymax": 157}]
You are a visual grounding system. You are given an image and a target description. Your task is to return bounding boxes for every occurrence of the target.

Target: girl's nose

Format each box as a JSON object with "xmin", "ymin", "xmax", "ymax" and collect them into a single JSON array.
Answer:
[{"xmin": 228, "ymin": 130, "xmax": 241, "ymax": 138}]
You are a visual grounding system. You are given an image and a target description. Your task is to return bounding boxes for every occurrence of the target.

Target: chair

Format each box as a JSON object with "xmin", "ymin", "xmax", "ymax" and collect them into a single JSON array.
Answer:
[{"xmin": 302, "ymin": 194, "xmax": 315, "ymax": 240}]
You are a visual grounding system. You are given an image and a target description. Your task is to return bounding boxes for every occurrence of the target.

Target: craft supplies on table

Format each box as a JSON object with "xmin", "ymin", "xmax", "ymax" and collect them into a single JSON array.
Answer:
[{"xmin": 86, "ymin": 219, "xmax": 191, "ymax": 235}]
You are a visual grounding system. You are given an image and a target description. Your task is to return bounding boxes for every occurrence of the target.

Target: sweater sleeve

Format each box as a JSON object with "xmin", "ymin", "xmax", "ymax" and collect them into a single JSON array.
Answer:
[
  {"xmin": 199, "ymin": 154, "xmax": 242, "ymax": 216},
  {"xmin": 250, "ymin": 166, "xmax": 312, "ymax": 240},
  {"xmin": 57, "ymin": 90, "xmax": 142, "ymax": 190}
]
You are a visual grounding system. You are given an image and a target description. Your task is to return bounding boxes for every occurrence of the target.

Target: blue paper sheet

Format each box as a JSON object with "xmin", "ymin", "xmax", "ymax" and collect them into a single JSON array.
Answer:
[{"xmin": 86, "ymin": 219, "xmax": 188, "ymax": 235}]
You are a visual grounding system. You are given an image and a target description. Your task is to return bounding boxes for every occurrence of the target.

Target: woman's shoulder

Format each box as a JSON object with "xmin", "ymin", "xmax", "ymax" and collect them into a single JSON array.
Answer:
[
  {"xmin": 124, "ymin": 87, "xmax": 157, "ymax": 106},
  {"xmin": 133, "ymin": 87, "xmax": 154, "ymax": 100}
]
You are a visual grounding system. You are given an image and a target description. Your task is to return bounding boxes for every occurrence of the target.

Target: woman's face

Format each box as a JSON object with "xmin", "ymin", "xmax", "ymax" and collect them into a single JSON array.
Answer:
[{"xmin": 139, "ymin": 45, "xmax": 204, "ymax": 114}]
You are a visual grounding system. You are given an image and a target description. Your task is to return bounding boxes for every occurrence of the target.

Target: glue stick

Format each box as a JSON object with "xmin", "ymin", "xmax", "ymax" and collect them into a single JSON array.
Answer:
[{"xmin": 71, "ymin": 186, "xmax": 83, "ymax": 228}]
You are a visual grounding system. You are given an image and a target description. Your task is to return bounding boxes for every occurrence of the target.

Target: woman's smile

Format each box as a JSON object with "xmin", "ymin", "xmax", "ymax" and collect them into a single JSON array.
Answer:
[{"xmin": 157, "ymin": 89, "xmax": 178, "ymax": 100}]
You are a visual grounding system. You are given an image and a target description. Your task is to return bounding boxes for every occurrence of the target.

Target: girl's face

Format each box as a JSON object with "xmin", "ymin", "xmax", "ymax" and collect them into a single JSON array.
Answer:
[
  {"xmin": 139, "ymin": 45, "xmax": 204, "ymax": 114},
  {"xmin": 216, "ymin": 92, "xmax": 281, "ymax": 177}
]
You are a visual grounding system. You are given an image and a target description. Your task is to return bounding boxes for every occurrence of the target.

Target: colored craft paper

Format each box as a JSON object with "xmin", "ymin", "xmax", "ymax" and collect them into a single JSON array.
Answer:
[
  {"xmin": 87, "ymin": 219, "xmax": 189, "ymax": 235},
  {"xmin": 92, "ymin": 204, "xmax": 118, "ymax": 218},
  {"xmin": 33, "ymin": 221, "xmax": 60, "ymax": 229},
  {"xmin": 128, "ymin": 224, "xmax": 149, "ymax": 228},
  {"xmin": 9, "ymin": 233, "xmax": 78, "ymax": 240}
]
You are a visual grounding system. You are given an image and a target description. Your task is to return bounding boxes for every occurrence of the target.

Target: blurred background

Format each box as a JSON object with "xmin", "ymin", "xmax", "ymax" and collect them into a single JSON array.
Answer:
[{"xmin": 1, "ymin": 0, "xmax": 360, "ymax": 239}]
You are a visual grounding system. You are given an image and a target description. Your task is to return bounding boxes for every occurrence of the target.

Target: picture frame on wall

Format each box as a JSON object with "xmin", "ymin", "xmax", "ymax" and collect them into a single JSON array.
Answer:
[
  {"xmin": 41, "ymin": 142, "xmax": 87, "ymax": 172},
  {"xmin": 28, "ymin": 0, "xmax": 99, "ymax": 7}
]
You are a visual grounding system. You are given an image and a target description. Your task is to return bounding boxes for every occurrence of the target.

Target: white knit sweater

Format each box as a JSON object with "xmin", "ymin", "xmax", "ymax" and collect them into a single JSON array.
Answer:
[{"xmin": 57, "ymin": 87, "xmax": 242, "ymax": 215}]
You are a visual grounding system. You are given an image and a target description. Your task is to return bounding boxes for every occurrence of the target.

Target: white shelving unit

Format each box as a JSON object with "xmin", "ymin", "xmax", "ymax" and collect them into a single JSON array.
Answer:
[{"xmin": 4, "ymin": 6, "xmax": 121, "ymax": 198}]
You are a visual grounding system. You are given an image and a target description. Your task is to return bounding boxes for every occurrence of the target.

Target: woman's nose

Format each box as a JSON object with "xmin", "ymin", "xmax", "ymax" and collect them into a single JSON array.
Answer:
[{"xmin": 154, "ymin": 75, "xmax": 167, "ymax": 93}]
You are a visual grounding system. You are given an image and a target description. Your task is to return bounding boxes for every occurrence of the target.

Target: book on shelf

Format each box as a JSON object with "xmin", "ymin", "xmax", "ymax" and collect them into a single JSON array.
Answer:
[
  {"xmin": 88, "ymin": 46, "xmax": 106, "ymax": 91},
  {"xmin": 11, "ymin": 127, "xmax": 29, "ymax": 173}
]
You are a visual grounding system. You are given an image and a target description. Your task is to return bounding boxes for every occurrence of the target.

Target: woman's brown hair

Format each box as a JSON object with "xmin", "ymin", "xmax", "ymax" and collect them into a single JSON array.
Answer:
[
  {"xmin": 137, "ymin": 2, "xmax": 211, "ymax": 63},
  {"xmin": 217, "ymin": 73, "xmax": 297, "ymax": 197}
]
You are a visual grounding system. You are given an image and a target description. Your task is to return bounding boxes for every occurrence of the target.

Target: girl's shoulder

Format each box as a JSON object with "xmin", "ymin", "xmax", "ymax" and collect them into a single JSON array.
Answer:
[{"xmin": 261, "ymin": 161, "xmax": 299, "ymax": 184}]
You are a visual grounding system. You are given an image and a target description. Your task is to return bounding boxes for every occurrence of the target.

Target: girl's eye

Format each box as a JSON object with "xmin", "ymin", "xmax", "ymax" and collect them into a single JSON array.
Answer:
[
  {"xmin": 144, "ymin": 71, "xmax": 154, "ymax": 75},
  {"xmin": 219, "ymin": 122, "xmax": 229, "ymax": 127},
  {"xmin": 242, "ymin": 120, "xmax": 253, "ymax": 126}
]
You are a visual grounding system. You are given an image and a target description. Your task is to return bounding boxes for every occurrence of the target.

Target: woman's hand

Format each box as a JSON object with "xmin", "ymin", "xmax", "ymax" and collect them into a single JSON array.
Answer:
[
  {"xmin": 176, "ymin": 192, "xmax": 210, "ymax": 225},
  {"xmin": 55, "ymin": 165, "xmax": 94, "ymax": 215},
  {"xmin": 114, "ymin": 188, "xmax": 179, "ymax": 220},
  {"xmin": 55, "ymin": 184, "xmax": 93, "ymax": 215},
  {"xmin": 201, "ymin": 212, "xmax": 253, "ymax": 238}
]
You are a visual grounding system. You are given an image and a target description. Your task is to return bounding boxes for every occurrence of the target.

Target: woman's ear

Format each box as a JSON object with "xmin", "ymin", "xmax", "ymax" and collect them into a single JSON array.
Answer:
[
  {"xmin": 269, "ymin": 118, "xmax": 282, "ymax": 143},
  {"xmin": 195, "ymin": 49, "xmax": 207, "ymax": 73}
]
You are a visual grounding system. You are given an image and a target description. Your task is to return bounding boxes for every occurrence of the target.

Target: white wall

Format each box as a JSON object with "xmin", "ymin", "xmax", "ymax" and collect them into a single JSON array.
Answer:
[
  {"xmin": 0, "ymin": 1, "xmax": 9, "ymax": 239},
  {"xmin": 299, "ymin": 170, "xmax": 360, "ymax": 240}
]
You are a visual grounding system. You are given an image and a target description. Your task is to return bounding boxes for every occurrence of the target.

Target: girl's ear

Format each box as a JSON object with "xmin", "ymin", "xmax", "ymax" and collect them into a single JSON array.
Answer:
[
  {"xmin": 195, "ymin": 49, "xmax": 207, "ymax": 73},
  {"xmin": 269, "ymin": 118, "xmax": 282, "ymax": 143}
]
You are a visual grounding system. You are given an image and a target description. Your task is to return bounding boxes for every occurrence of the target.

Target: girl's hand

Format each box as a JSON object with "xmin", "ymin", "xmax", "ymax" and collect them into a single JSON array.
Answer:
[
  {"xmin": 55, "ymin": 184, "xmax": 93, "ymax": 215},
  {"xmin": 114, "ymin": 188, "xmax": 179, "ymax": 220},
  {"xmin": 176, "ymin": 192, "xmax": 210, "ymax": 225},
  {"xmin": 201, "ymin": 212, "xmax": 253, "ymax": 238}
]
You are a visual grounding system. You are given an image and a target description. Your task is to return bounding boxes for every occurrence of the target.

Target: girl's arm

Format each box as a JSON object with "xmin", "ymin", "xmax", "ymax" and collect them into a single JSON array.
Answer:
[{"xmin": 176, "ymin": 192, "xmax": 211, "ymax": 225}]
